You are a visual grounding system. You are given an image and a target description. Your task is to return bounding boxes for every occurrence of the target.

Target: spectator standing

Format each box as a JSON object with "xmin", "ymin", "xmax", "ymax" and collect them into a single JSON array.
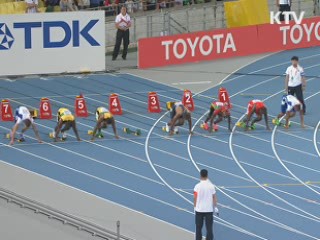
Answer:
[
  {"xmin": 285, "ymin": 56, "xmax": 306, "ymax": 114},
  {"xmin": 125, "ymin": 0, "xmax": 134, "ymax": 13},
  {"xmin": 45, "ymin": 0, "xmax": 59, "ymax": 12},
  {"xmin": 277, "ymin": 0, "xmax": 291, "ymax": 21},
  {"xmin": 194, "ymin": 169, "xmax": 219, "ymax": 240},
  {"xmin": 60, "ymin": 0, "xmax": 77, "ymax": 11},
  {"xmin": 25, "ymin": 0, "xmax": 39, "ymax": 13},
  {"xmin": 112, "ymin": 6, "xmax": 131, "ymax": 61},
  {"xmin": 78, "ymin": 0, "xmax": 90, "ymax": 9},
  {"xmin": 90, "ymin": 0, "xmax": 100, "ymax": 8}
]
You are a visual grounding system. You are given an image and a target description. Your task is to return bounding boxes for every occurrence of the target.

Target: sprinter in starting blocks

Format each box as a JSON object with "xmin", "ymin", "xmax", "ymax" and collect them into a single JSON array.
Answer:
[
  {"xmin": 50, "ymin": 108, "xmax": 81, "ymax": 142},
  {"xmin": 163, "ymin": 101, "xmax": 192, "ymax": 136},
  {"xmin": 89, "ymin": 107, "xmax": 119, "ymax": 140},
  {"xmin": 240, "ymin": 100, "xmax": 270, "ymax": 131},
  {"xmin": 274, "ymin": 95, "xmax": 304, "ymax": 128},
  {"xmin": 9, "ymin": 106, "xmax": 42, "ymax": 145},
  {"xmin": 202, "ymin": 101, "xmax": 231, "ymax": 132}
]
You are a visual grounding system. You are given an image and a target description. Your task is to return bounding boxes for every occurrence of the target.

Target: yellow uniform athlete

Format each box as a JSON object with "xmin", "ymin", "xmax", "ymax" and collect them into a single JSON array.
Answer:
[
  {"xmin": 91, "ymin": 107, "xmax": 119, "ymax": 140},
  {"xmin": 54, "ymin": 108, "xmax": 81, "ymax": 142}
]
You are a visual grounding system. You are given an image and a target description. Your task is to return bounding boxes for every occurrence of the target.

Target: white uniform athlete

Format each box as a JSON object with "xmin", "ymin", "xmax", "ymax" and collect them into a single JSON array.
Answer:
[
  {"xmin": 276, "ymin": 95, "xmax": 304, "ymax": 128},
  {"xmin": 10, "ymin": 106, "xmax": 42, "ymax": 145}
]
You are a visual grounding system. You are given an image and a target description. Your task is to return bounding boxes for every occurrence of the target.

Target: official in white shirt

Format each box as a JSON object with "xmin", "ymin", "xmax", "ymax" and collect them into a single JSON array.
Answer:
[
  {"xmin": 285, "ymin": 56, "xmax": 306, "ymax": 114},
  {"xmin": 194, "ymin": 169, "xmax": 218, "ymax": 240},
  {"xmin": 276, "ymin": 0, "xmax": 291, "ymax": 21},
  {"xmin": 112, "ymin": 6, "xmax": 131, "ymax": 61}
]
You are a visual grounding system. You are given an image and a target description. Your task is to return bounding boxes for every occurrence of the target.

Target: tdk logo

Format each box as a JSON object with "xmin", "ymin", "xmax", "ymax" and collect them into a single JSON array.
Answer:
[
  {"xmin": 0, "ymin": 23, "xmax": 15, "ymax": 50},
  {"xmin": 8, "ymin": 20, "xmax": 100, "ymax": 49}
]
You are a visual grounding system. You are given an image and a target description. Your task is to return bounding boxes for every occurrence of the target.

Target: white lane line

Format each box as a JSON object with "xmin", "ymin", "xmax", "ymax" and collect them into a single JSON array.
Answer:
[
  {"xmin": 144, "ymin": 113, "xmax": 270, "ymax": 240},
  {"xmin": 188, "ymin": 116, "xmax": 320, "ymax": 239},
  {"xmin": 229, "ymin": 85, "xmax": 320, "ymax": 221},
  {"xmin": 144, "ymin": 54, "xmax": 320, "ymax": 238},
  {"xmin": 172, "ymin": 81, "xmax": 212, "ymax": 85},
  {"xmin": 223, "ymin": 188, "xmax": 319, "ymax": 222},
  {"xmin": 271, "ymin": 91, "xmax": 320, "ymax": 195},
  {"xmin": 313, "ymin": 120, "xmax": 320, "ymax": 159},
  {"xmin": 8, "ymin": 97, "xmax": 254, "ymax": 185},
  {"xmin": 0, "ymin": 143, "xmax": 192, "ymax": 213},
  {"xmin": 221, "ymin": 52, "xmax": 320, "ymax": 85}
]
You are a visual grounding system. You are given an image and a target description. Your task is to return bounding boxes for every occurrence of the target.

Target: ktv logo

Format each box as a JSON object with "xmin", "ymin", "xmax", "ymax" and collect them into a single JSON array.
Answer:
[{"xmin": 0, "ymin": 23, "xmax": 14, "ymax": 50}]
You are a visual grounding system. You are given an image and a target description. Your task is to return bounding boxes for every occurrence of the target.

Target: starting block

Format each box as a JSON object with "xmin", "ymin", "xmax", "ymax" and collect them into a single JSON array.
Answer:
[
  {"xmin": 200, "ymin": 122, "xmax": 218, "ymax": 132},
  {"xmin": 272, "ymin": 119, "xmax": 291, "ymax": 128},
  {"xmin": 5, "ymin": 133, "xmax": 25, "ymax": 142},
  {"xmin": 30, "ymin": 109, "xmax": 38, "ymax": 119},
  {"xmin": 123, "ymin": 128, "xmax": 141, "ymax": 136},
  {"xmin": 49, "ymin": 132, "xmax": 67, "ymax": 141},
  {"xmin": 162, "ymin": 125, "xmax": 179, "ymax": 134},
  {"xmin": 236, "ymin": 121, "xmax": 256, "ymax": 130},
  {"xmin": 88, "ymin": 130, "xmax": 104, "ymax": 138}
]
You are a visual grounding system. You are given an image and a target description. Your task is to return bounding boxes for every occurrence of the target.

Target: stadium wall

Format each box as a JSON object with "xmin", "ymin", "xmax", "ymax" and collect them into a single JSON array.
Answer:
[
  {"xmin": 0, "ymin": 12, "xmax": 105, "ymax": 76},
  {"xmin": 138, "ymin": 16, "xmax": 320, "ymax": 68}
]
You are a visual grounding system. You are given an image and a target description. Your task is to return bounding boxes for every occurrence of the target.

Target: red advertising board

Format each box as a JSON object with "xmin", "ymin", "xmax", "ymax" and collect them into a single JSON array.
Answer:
[{"xmin": 138, "ymin": 17, "xmax": 320, "ymax": 68}]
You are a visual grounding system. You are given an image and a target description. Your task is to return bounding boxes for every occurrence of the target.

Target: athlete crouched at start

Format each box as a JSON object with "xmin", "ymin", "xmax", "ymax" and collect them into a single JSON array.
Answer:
[
  {"xmin": 91, "ymin": 107, "xmax": 119, "ymax": 140},
  {"xmin": 242, "ymin": 100, "xmax": 270, "ymax": 130},
  {"xmin": 54, "ymin": 108, "xmax": 81, "ymax": 142},
  {"xmin": 165, "ymin": 101, "xmax": 192, "ymax": 136},
  {"xmin": 203, "ymin": 101, "xmax": 231, "ymax": 132},
  {"xmin": 274, "ymin": 95, "xmax": 305, "ymax": 128},
  {"xmin": 10, "ymin": 106, "xmax": 42, "ymax": 145}
]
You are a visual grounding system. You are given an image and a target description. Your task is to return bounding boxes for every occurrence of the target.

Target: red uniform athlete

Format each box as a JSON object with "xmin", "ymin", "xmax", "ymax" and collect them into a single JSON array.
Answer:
[
  {"xmin": 203, "ymin": 101, "xmax": 231, "ymax": 132},
  {"xmin": 243, "ymin": 100, "xmax": 270, "ymax": 130}
]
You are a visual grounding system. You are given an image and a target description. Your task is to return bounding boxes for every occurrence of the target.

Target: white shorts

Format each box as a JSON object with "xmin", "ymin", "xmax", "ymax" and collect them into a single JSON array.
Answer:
[{"xmin": 15, "ymin": 106, "xmax": 33, "ymax": 125}]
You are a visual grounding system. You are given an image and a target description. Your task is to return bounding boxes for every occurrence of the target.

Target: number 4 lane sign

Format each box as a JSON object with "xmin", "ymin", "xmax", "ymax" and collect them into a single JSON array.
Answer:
[{"xmin": 109, "ymin": 93, "xmax": 123, "ymax": 115}]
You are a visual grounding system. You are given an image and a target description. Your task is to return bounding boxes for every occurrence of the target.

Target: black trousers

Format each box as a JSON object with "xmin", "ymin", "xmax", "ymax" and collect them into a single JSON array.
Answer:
[
  {"xmin": 195, "ymin": 212, "xmax": 214, "ymax": 240},
  {"xmin": 279, "ymin": 4, "xmax": 291, "ymax": 21},
  {"xmin": 112, "ymin": 29, "xmax": 129, "ymax": 60},
  {"xmin": 288, "ymin": 84, "xmax": 306, "ymax": 113}
]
